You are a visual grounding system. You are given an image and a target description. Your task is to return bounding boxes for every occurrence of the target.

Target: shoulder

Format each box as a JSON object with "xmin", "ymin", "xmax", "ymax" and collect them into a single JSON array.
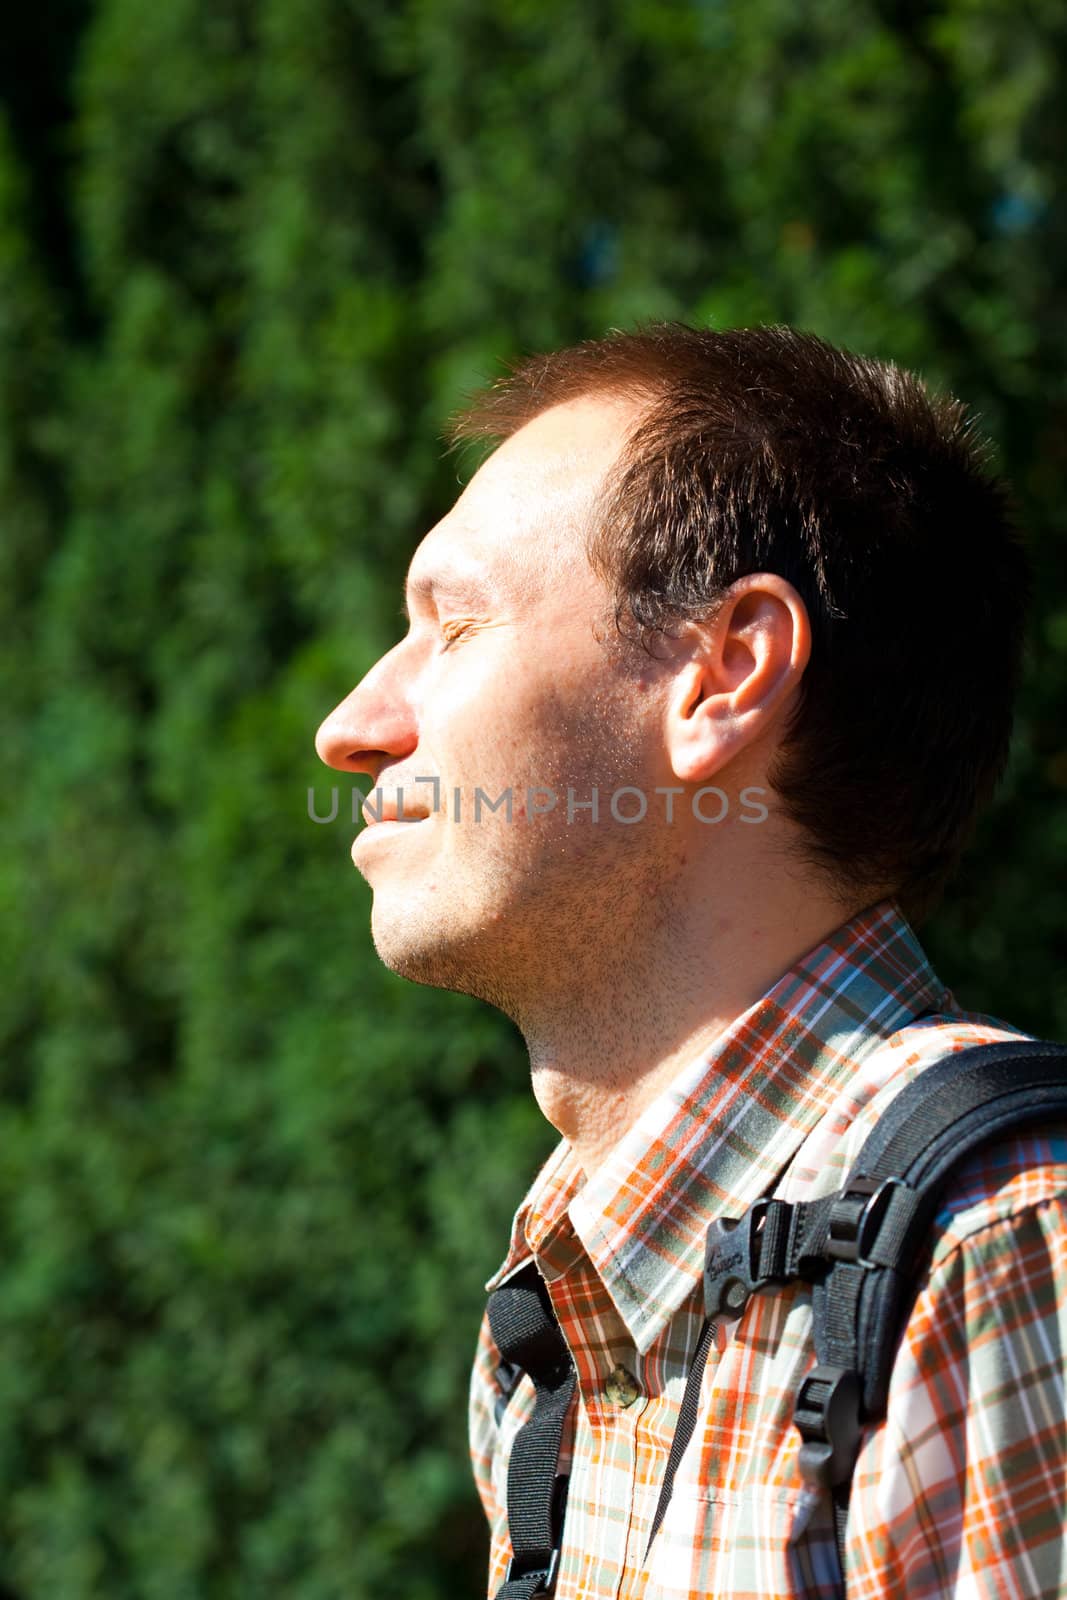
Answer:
[
  {"xmin": 783, "ymin": 1011, "xmax": 1048, "ymax": 1200},
  {"xmin": 849, "ymin": 1010, "xmax": 1042, "ymax": 1149},
  {"xmin": 846, "ymin": 1011, "xmax": 1067, "ymax": 1262},
  {"xmin": 866, "ymin": 1014, "xmax": 1067, "ymax": 1261}
]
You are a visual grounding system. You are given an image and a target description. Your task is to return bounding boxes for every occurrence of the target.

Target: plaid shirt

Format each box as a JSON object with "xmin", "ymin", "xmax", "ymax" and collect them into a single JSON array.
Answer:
[{"xmin": 470, "ymin": 900, "xmax": 1067, "ymax": 1599}]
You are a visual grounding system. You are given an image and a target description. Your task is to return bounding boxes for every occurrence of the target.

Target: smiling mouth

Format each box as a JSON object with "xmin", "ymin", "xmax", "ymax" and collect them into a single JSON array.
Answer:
[
  {"xmin": 360, "ymin": 794, "xmax": 433, "ymax": 826},
  {"xmin": 361, "ymin": 808, "xmax": 432, "ymax": 828}
]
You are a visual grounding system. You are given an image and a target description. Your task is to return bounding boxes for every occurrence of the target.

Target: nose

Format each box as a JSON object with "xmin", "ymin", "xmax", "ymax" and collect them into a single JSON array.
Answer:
[{"xmin": 315, "ymin": 642, "xmax": 418, "ymax": 779}]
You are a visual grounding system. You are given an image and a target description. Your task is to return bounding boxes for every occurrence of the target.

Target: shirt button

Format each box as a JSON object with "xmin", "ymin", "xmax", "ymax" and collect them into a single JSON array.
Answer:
[{"xmin": 605, "ymin": 1363, "xmax": 641, "ymax": 1408}]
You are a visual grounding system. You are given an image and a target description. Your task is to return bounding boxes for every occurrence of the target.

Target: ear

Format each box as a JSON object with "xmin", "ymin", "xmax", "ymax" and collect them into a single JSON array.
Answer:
[{"xmin": 664, "ymin": 574, "xmax": 812, "ymax": 784}]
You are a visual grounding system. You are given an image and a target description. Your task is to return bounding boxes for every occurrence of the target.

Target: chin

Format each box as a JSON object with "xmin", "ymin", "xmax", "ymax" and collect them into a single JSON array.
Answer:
[
  {"xmin": 368, "ymin": 895, "xmax": 516, "ymax": 1009},
  {"xmin": 371, "ymin": 898, "xmax": 472, "ymax": 986}
]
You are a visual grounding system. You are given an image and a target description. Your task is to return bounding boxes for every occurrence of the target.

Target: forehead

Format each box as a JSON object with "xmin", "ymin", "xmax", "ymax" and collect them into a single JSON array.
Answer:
[{"xmin": 408, "ymin": 394, "xmax": 644, "ymax": 598}]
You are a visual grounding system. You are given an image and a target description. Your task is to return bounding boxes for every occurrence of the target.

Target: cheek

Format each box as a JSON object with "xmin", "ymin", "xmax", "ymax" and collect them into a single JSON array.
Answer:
[
  {"xmin": 424, "ymin": 641, "xmax": 651, "ymax": 799},
  {"xmin": 437, "ymin": 675, "xmax": 556, "ymax": 770}
]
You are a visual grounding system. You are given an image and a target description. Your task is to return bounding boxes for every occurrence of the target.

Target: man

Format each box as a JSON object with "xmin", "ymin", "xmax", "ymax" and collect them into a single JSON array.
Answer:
[{"xmin": 315, "ymin": 325, "xmax": 1067, "ymax": 1598}]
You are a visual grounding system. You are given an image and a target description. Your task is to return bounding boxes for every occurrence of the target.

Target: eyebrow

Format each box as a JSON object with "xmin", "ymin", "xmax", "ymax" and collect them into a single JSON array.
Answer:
[{"xmin": 400, "ymin": 566, "xmax": 494, "ymax": 621}]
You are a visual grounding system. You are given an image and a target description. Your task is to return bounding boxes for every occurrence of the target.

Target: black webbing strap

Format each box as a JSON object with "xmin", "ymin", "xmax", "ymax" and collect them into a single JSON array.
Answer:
[{"xmin": 486, "ymin": 1263, "xmax": 576, "ymax": 1599}]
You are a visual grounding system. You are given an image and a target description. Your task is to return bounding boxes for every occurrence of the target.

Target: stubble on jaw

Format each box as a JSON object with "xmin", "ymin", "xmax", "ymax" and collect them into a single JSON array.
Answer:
[{"xmin": 368, "ymin": 658, "xmax": 676, "ymax": 1024}]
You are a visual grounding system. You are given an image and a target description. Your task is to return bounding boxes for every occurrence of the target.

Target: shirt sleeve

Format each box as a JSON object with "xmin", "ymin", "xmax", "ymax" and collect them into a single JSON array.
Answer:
[{"xmin": 846, "ymin": 1155, "xmax": 1067, "ymax": 1599}]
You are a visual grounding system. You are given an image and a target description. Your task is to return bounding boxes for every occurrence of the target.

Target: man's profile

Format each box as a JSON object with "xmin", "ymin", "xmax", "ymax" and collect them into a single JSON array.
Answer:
[{"xmin": 316, "ymin": 325, "xmax": 1065, "ymax": 1599}]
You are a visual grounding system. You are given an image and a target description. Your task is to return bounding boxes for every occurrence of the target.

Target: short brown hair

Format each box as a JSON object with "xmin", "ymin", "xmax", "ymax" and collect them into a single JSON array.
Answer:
[{"xmin": 448, "ymin": 323, "xmax": 1030, "ymax": 924}]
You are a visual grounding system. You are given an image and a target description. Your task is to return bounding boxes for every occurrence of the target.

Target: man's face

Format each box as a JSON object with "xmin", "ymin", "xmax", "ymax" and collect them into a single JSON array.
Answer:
[{"xmin": 315, "ymin": 396, "xmax": 676, "ymax": 1013}]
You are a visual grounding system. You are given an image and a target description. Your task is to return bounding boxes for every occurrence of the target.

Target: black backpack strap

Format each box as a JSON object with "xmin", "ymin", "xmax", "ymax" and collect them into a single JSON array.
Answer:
[
  {"xmin": 699, "ymin": 1038, "xmax": 1067, "ymax": 1586},
  {"xmin": 799, "ymin": 1040, "xmax": 1067, "ymax": 1486},
  {"xmin": 486, "ymin": 1262, "xmax": 576, "ymax": 1599}
]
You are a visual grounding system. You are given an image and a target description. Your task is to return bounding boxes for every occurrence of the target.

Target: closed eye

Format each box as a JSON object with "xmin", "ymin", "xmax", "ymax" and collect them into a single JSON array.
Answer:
[{"xmin": 440, "ymin": 618, "xmax": 479, "ymax": 648}]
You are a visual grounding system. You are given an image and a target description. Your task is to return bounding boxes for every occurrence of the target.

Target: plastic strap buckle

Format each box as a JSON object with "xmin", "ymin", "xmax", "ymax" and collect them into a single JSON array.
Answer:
[
  {"xmin": 504, "ymin": 1545, "xmax": 560, "ymax": 1595},
  {"xmin": 826, "ymin": 1175, "xmax": 907, "ymax": 1268},
  {"xmin": 794, "ymin": 1364, "xmax": 863, "ymax": 1489},
  {"xmin": 704, "ymin": 1197, "xmax": 793, "ymax": 1317}
]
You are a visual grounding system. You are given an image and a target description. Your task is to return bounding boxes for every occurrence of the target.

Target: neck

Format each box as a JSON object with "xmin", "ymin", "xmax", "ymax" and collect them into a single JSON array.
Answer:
[{"xmin": 516, "ymin": 864, "xmax": 867, "ymax": 1180}]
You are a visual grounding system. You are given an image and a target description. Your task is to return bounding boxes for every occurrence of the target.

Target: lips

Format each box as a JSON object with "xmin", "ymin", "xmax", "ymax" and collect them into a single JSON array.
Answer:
[{"xmin": 361, "ymin": 793, "xmax": 432, "ymax": 827}]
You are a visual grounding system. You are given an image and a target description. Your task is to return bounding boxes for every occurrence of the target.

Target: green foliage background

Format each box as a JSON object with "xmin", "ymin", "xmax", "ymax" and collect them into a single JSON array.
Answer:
[{"xmin": 1, "ymin": 1, "xmax": 1065, "ymax": 1593}]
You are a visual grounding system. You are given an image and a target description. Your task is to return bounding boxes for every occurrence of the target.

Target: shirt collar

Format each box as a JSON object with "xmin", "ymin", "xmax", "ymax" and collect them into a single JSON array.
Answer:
[{"xmin": 486, "ymin": 900, "xmax": 948, "ymax": 1353}]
